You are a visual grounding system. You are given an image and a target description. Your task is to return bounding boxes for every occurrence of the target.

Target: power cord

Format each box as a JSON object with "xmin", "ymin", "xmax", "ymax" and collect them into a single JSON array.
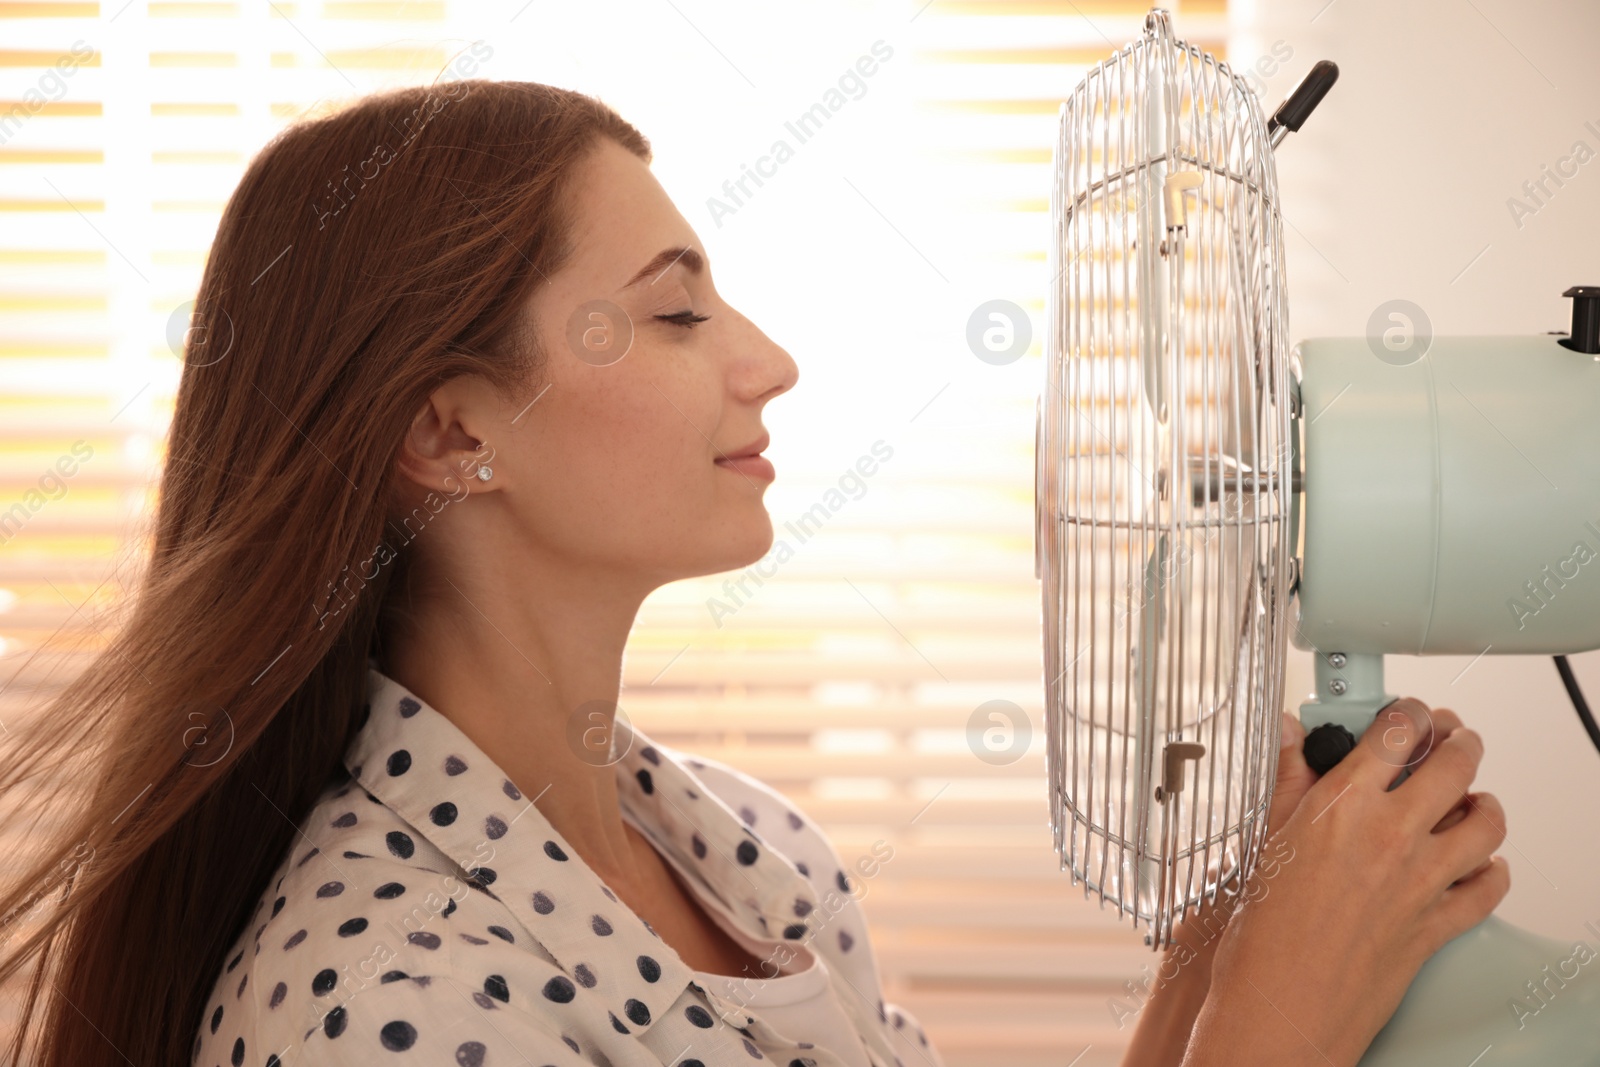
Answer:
[{"xmin": 1553, "ymin": 655, "xmax": 1600, "ymax": 758}]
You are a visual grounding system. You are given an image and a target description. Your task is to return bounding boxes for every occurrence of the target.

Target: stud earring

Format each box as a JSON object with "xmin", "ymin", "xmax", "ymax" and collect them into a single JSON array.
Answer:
[{"xmin": 476, "ymin": 466, "xmax": 493, "ymax": 482}]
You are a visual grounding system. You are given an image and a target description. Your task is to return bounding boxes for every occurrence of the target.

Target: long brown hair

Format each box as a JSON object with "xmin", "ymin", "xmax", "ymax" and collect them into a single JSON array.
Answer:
[{"xmin": 0, "ymin": 78, "xmax": 649, "ymax": 1067}]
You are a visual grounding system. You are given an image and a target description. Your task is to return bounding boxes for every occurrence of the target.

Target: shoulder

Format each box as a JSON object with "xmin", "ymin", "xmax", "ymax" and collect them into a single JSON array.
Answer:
[{"xmin": 192, "ymin": 776, "xmax": 546, "ymax": 1066}]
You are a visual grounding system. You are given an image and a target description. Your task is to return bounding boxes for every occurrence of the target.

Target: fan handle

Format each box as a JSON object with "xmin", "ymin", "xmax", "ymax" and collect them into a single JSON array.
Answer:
[{"xmin": 1267, "ymin": 59, "xmax": 1340, "ymax": 147}]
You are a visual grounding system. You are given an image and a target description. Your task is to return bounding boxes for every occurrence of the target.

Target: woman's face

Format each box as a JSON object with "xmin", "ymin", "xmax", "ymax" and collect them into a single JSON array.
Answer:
[{"xmin": 481, "ymin": 137, "xmax": 798, "ymax": 590}]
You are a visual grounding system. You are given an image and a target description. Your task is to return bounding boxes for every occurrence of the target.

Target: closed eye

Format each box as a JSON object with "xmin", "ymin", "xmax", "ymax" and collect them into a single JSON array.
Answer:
[{"xmin": 655, "ymin": 309, "xmax": 711, "ymax": 328}]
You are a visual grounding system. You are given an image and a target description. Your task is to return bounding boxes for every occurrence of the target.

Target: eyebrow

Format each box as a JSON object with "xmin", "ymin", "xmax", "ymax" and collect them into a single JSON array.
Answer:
[{"xmin": 622, "ymin": 245, "xmax": 705, "ymax": 289}]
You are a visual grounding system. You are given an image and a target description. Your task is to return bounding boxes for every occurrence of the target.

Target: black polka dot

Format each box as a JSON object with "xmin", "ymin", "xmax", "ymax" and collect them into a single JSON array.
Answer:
[
  {"xmin": 265, "ymin": 1056, "xmax": 280, "ymax": 1067},
  {"xmin": 398, "ymin": 696, "xmax": 420, "ymax": 717},
  {"xmin": 455, "ymin": 1041, "xmax": 486, "ymax": 1067},
  {"xmin": 794, "ymin": 898, "xmax": 813, "ymax": 916},
  {"xmin": 610, "ymin": 1012, "xmax": 630, "ymax": 1034},
  {"xmin": 230, "ymin": 1036, "xmax": 244, "ymax": 1066},
  {"xmin": 379, "ymin": 1020, "xmax": 417, "ymax": 1051},
  {"xmin": 488, "ymin": 925, "xmax": 514, "ymax": 942},
  {"xmin": 483, "ymin": 974, "xmax": 509, "ymax": 1002},
  {"xmin": 386, "ymin": 749, "xmax": 411, "ymax": 776},
  {"xmin": 787, "ymin": 810, "xmax": 804, "ymax": 830},
  {"xmin": 741, "ymin": 1036, "xmax": 761, "ymax": 1058},
  {"xmin": 739, "ymin": 805, "xmax": 757, "ymax": 825},
  {"xmin": 444, "ymin": 755, "xmax": 468, "ymax": 775},
  {"xmin": 640, "ymin": 745, "xmax": 661, "ymax": 764},
  {"xmin": 543, "ymin": 840, "xmax": 567, "ymax": 861},
  {"xmin": 637, "ymin": 955, "xmax": 661, "ymax": 982},
  {"xmin": 374, "ymin": 882, "xmax": 405, "ymax": 899},
  {"xmin": 485, "ymin": 815, "xmax": 508, "ymax": 839},
  {"xmin": 323, "ymin": 1005, "xmax": 347, "ymax": 1038},
  {"xmin": 466, "ymin": 866, "xmax": 496, "ymax": 887},
  {"xmin": 270, "ymin": 895, "xmax": 286, "ymax": 916},
  {"xmin": 591, "ymin": 914, "xmax": 613, "ymax": 936},
  {"xmin": 386, "ymin": 831, "xmax": 414, "ymax": 859},
  {"xmin": 297, "ymin": 847, "xmax": 320, "ymax": 866},
  {"xmin": 624, "ymin": 998, "xmax": 651, "ymax": 1025},
  {"xmin": 407, "ymin": 931, "xmax": 441, "ymax": 950},
  {"xmin": 337, "ymin": 917, "xmax": 368, "ymax": 937},
  {"xmin": 531, "ymin": 891, "xmax": 554, "ymax": 914},
  {"xmin": 380, "ymin": 970, "xmax": 409, "ymax": 983},
  {"xmin": 692, "ymin": 834, "xmax": 707, "ymax": 859},
  {"xmin": 460, "ymin": 933, "xmax": 488, "ymax": 945},
  {"xmin": 226, "ymin": 949, "xmax": 243, "ymax": 973},
  {"xmin": 562, "ymin": 1036, "xmax": 580, "ymax": 1054},
  {"xmin": 542, "ymin": 976, "xmax": 576, "ymax": 1003},
  {"xmin": 836, "ymin": 870, "xmax": 851, "ymax": 893},
  {"xmin": 236, "ymin": 972, "xmax": 248, "ymax": 998},
  {"xmin": 269, "ymin": 981, "xmax": 287, "ymax": 1009},
  {"xmin": 284, "ymin": 929, "xmax": 307, "ymax": 950},
  {"xmin": 796, "ymin": 860, "xmax": 810, "ymax": 877},
  {"xmin": 441, "ymin": 898, "xmax": 457, "ymax": 918},
  {"xmin": 839, "ymin": 930, "xmax": 854, "ymax": 952},
  {"xmin": 686, "ymin": 1004, "xmax": 714, "ymax": 1028},
  {"xmin": 782, "ymin": 923, "xmax": 806, "ymax": 939},
  {"xmin": 636, "ymin": 769, "xmax": 654, "ymax": 794},
  {"xmin": 503, "ymin": 779, "xmax": 521, "ymax": 800},
  {"xmin": 573, "ymin": 963, "xmax": 597, "ymax": 988},
  {"xmin": 429, "ymin": 802, "xmax": 457, "ymax": 826},
  {"xmin": 736, "ymin": 840, "xmax": 759, "ymax": 865},
  {"xmin": 209, "ymin": 1004, "xmax": 223, "ymax": 1033},
  {"xmin": 331, "ymin": 811, "xmax": 357, "ymax": 828},
  {"xmin": 316, "ymin": 881, "xmax": 344, "ymax": 898},
  {"xmin": 312, "ymin": 968, "xmax": 337, "ymax": 996}
]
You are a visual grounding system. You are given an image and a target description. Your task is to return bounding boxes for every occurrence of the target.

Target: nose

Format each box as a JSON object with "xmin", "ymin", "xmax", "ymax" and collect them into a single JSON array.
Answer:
[{"xmin": 728, "ymin": 306, "xmax": 798, "ymax": 403}]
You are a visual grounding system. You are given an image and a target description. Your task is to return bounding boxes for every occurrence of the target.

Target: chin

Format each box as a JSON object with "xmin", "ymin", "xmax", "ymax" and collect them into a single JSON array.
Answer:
[{"xmin": 684, "ymin": 508, "xmax": 775, "ymax": 581}]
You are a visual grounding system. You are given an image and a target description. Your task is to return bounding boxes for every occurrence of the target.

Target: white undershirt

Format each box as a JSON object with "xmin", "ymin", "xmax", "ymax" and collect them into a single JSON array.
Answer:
[{"xmin": 622, "ymin": 808, "xmax": 872, "ymax": 1067}]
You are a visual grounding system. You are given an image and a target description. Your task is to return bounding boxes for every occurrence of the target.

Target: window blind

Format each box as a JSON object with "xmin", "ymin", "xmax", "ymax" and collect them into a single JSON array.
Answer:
[{"xmin": 0, "ymin": 3, "xmax": 1234, "ymax": 1064}]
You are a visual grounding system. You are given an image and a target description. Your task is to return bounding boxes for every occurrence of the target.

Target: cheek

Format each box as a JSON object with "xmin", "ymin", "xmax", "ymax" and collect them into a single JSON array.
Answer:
[{"xmin": 533, "ymin": 365, "xmax": 719, "ymax": 536}]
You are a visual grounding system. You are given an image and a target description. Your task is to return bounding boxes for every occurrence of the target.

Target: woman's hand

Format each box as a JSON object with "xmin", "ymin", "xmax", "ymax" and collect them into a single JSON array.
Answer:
[
  {"xmin": 1183, "ymin": 699, "xmax": 1511, "ymax": 1067},
  {"xmin": 1118, "ymin": 710, "xmax": 1319, "ymax": 1065}
]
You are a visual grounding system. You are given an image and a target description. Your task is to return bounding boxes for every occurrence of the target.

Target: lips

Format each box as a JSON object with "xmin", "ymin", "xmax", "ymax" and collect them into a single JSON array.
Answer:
[{"xmin": 716, "ymin": 430, "xmax": 769, "ymax": 462}]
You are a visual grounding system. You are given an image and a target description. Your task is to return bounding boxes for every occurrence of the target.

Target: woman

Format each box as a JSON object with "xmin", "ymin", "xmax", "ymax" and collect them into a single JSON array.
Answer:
[{"xmin": 0, "ymin": 80, "xmax": 1508, "ymax": 1067}]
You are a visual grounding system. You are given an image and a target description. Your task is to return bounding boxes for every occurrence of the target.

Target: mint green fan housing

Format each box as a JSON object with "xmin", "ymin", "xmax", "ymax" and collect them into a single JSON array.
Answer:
[{"xmin": 1295, "ymin": 334, "xmax": 1600, "ymax": 1064}]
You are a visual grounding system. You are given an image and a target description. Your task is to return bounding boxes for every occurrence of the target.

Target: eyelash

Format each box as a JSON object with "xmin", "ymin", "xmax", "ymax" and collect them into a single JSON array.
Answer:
[{"xmin": 655, "ymin": 309, "xmax": 711, "ymax": 329}]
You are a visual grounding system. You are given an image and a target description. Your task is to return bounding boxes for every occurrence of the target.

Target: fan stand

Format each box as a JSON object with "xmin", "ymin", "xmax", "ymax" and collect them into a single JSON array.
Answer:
[{"xmin": 1297, "ymin": 656, "xmax": 1600, "ymax": 1066}]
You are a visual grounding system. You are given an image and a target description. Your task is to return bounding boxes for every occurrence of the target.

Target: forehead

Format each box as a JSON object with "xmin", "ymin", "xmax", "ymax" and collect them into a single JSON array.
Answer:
[{"xmin": 559, "ymin": 138, "xmax": 700, "ymax": 295}]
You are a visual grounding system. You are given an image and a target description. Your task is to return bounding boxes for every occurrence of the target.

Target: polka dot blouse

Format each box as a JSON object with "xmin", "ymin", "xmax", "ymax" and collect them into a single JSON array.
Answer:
[{"xmin": 191, "ymin": 667, "xmax": 946, "ymax": 1067}]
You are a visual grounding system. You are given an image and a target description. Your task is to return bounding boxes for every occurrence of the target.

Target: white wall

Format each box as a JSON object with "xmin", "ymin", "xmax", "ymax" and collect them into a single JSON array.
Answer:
[{"xmin": 1234, "ymin": 0, "xmax": 1600, "ymax": 939}]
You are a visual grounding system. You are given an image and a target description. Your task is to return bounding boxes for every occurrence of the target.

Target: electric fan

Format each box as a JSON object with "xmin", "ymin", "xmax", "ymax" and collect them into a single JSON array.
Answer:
[{"xmin": 1035, "ymin": 9, "xmax": 1600, "ymax": 1064}]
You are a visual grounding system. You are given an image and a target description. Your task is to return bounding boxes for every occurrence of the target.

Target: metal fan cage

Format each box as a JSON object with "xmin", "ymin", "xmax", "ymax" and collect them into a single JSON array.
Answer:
[{"xmin": 1036, "ymin": 8, "xmax": 1295, "ymax": 948}]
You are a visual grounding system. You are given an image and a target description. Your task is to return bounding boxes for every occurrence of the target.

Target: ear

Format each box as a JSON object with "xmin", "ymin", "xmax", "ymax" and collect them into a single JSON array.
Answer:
[{"xmin": 393, "ymin": 376, "xmax": 498, "ymax": 501}]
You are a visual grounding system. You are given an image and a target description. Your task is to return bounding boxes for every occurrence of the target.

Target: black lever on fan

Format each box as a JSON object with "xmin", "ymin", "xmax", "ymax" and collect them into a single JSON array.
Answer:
[{"xmin": 1267, "ymin": 59, "xmax": 1339, "ymax": 147}]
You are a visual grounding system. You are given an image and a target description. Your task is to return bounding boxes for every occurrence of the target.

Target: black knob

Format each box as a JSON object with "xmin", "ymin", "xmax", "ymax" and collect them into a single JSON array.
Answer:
[
  {"xmin": 1303, "ymin": 722, "xmax": 1357, "ymax": 776},
  {"xmin": 1268, "ymin": 60, "xmax": 1340, "ymax": 138},
  {"xmin": 1559, "ymin": 285, "xmax": 1600, "ymax": 355}
]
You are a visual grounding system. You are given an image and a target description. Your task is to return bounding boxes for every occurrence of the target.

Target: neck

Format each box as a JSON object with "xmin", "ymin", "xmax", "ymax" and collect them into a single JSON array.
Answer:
[{"xmin": 381, "ymin": 547, "xmax": 655, "ymax": 888}]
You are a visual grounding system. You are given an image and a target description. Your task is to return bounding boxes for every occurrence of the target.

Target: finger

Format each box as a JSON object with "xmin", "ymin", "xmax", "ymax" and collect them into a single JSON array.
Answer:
[
  {"xmin": 1269, "ymin": 711, "xmax": 1316, "ymax": 839},
  {"xmin": 1431, "ymin": 791, "xmax": 1508, "ymax": 885},
  {"xmin": 1423, "ymin": 855, "xmax": 1511, "ymax": 954},
  {"xmin": 1337, "ymin": 698, "xmax": 1442, "ymax": 790},
  {"xmin": 1396, "ymin": 726, "xmax": 1487, "ymax": 833}
]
